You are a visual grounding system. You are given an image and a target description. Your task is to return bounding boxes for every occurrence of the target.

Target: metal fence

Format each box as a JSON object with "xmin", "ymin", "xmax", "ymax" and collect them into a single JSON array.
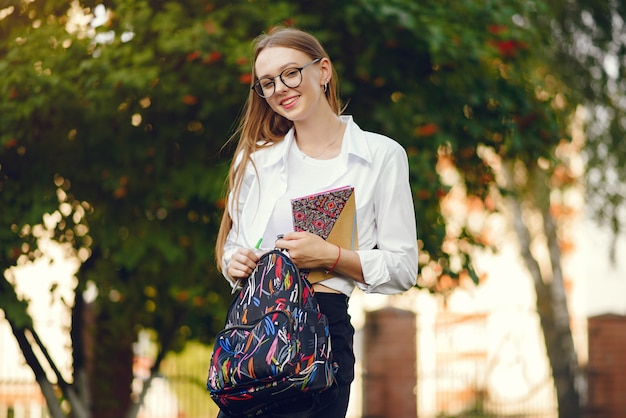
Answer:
[
  {"xmin": 0, "ymin": 381, "xmax": 49, "ymax": 418},
  {"xmin": 421, "ymin": 309, "xmax": 563, "ymax": 417}
]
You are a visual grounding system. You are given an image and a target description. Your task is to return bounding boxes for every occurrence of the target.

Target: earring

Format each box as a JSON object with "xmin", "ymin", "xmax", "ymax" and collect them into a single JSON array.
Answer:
[{"xmin": 323, "ymin": 82, "xmax": 328, "ymax": 92}]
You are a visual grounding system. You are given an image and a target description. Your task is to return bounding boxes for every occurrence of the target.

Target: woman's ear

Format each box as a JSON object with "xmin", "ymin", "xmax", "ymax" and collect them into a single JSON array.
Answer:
[{"xmin": 319, "ymin": 57, "xmax": 332, "ymax": 85}]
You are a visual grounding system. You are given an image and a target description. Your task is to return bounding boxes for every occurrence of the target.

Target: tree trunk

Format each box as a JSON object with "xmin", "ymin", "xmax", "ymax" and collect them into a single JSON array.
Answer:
[
  {"xmin": 89, "ymin": 301, "xmax": 135, "ymax": 418},
  {"xmin": 71, "ymin": 288, "xmax": 92, "ymax": 418},
  {"xmin": 504, "ymin": 161, "xmax": 583, "ymax": 417}
]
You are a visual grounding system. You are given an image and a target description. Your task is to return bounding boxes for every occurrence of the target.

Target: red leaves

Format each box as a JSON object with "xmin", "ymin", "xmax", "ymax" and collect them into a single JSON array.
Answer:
[
  {"xmin": 197, "ymin": 51, "xmax": 249, "ymax": 93},
  {"xmin": 416, "ymin": 189, "xmax": 447, "ymax": 201},
  {"xmin": 416, "ymin": 189, "xmax": 430, "ymax": 200},
  {"xmin": 487, "ymin": 25, "xmax": 507, "ymax": 35},
  {"xmin": 113, "ymin": 188, "xmax": 127, "ymax": 199},
  {"xmin": 175, "ymin": 290, "xmax": 189, "ymax": 302},
  {"xmin": 186, "ymin": 51, "xmax": 201, "ymax": 62},
  {"xmin": 487, "ymin": 24, "xmax": 527, "ymax": 58},
  {"xmin": 113, "ymin": 175, "xmax": 129, "ymax": 199},
  {"xmin": 10, "ymin": 247, "xmax": 21, "ymax": 260},
  {"xmin": 182, "ymin": 94, "xmax": 198, "ymax": 105},
  {"xmin": 204, "ymin": 51, "xmax": 222, "ymax": 64},
  {"xmin": 490, "ymin": 39, "xmax": 528, "ymax": 58},
  {"xmin": 204, "ymin": 20, "xmax": 217, "ymax": 35},
  {"xmin": 189, "ymin": 50, "xmax": 223, "ymax": 65},
  {"xmin": 415, "ymin": 122, "xmax": 439, "ymax": 137}
]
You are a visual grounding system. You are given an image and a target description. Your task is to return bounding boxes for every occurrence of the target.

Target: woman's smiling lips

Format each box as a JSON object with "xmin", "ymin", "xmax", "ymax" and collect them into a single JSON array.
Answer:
[{"xmin": 280, "ymin": 95, "xmax": 299, "ymax": 108}]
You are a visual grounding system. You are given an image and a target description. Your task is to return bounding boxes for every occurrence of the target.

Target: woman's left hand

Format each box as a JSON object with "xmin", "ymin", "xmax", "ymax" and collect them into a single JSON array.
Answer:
[
  {"xmin": 275, "ymin": 231, "xmax": 336, "ymax": 270},
  {"xmin": 227, "ymin": 247, "xmax": 260, "ymax": 280}
]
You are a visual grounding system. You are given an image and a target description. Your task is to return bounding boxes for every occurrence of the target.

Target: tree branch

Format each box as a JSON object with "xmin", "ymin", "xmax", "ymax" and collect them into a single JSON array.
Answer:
[
  {"xmin": 8, "ymin": 322, "xmax": 67, "ymax": 418},
  {"xmin": 29, "ymin": 327, "xmax": 90, "ymax": 417}
]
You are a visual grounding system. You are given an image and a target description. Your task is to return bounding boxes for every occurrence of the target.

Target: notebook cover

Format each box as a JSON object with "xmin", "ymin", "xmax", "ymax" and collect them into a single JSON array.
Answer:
[{"xmin": 291, "ymin": 186, "xmax": 358, "ymax": 283}]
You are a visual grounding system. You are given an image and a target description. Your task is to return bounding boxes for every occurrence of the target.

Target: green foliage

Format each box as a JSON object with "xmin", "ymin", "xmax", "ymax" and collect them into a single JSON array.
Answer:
[{"xmin": 0, "ymin": 274, "xmax": 33, "ymax": 329}]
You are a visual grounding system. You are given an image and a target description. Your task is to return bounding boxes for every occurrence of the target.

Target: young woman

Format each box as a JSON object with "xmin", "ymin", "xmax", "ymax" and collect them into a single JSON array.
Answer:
[{"xmin": 215, "ymin": 27, "xmax": 419, "ymax": 418}]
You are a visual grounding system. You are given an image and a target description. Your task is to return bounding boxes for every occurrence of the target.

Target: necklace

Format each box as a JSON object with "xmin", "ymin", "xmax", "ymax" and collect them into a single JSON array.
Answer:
[{"xmin": 297, "ymin": 120, "xmax": 343, "ymax": 159}]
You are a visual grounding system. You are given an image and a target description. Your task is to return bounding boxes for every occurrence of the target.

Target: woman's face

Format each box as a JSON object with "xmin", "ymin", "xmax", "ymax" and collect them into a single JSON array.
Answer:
[{"xmin": 254, "ymin": 46, "xmax": 329, "ymax": 123}]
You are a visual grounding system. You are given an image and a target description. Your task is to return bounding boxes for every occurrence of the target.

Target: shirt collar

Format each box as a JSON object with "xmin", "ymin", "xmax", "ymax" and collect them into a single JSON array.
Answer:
[
  {"xmin": 341, "ymin": 115, "xmax": 373, "ymax": 164},
  {"xmin": 257, "ymin": 115, "xmax": 373, "ymax": 168}
]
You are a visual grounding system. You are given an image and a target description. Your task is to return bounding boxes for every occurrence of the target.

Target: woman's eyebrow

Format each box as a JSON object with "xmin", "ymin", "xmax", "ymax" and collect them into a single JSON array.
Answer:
[{"xmin": 257, "ymin": 62, "xmax": 300, "ymax": 79}]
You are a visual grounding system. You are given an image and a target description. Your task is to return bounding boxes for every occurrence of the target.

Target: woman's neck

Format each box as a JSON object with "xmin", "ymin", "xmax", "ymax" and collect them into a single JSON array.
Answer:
[{"xmin": 294, "ymin": 113, "xmax": 345, "ymax": 160}]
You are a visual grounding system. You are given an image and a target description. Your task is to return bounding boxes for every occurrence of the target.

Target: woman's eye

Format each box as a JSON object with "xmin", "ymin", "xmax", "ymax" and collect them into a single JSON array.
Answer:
[
  {"xmin": 261, "ymin": 80, "xmax": 274, "ymax": 89},
  {"xmin": 283, "ymin": 69, "xmax": 299, "ymax": 78}
]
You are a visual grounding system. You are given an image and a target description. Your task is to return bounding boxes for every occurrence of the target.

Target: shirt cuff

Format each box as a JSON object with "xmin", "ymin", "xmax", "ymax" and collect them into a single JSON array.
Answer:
[{"xmin": 356, "ymin": 250, "xmax": 392, "ymax": 293}]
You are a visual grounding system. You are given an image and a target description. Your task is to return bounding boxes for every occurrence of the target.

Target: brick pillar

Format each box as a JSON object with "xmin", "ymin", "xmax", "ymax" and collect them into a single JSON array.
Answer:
[
  {"xmin": 363, "ymin": 307, "xmax": 417, "ymax": 418},
  {"xmin": 587, "ymin": 314, "xmax": 626, "ymax": 417}
]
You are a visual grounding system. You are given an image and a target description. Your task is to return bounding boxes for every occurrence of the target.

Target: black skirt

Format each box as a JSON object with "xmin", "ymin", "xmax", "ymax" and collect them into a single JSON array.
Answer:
[{"xmin": 217, "ymin": 293, "xmax": 355, "ymax": 418}]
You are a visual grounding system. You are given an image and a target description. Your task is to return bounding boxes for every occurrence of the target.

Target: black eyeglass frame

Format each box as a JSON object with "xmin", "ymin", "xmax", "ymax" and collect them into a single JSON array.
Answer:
[{"xmin": 251, "ymin": 58, "xmax": 322, "ymax": 98}]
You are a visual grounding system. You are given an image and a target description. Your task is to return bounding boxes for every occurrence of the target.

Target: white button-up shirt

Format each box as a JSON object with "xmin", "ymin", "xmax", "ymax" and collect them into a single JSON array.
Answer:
[{"xmin": 222, "ymin": 115, "xmax": 418, "ymax": 295}]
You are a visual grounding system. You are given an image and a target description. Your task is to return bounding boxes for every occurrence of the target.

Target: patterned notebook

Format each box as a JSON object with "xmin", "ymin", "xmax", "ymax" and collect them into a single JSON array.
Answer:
[
  {"xmin": 291, "ymin": 185, "xmax": 358, "ymax": 283},
  {"xmin": 291, "ymin": 186, "xmax": 354, "ymax": 238}
]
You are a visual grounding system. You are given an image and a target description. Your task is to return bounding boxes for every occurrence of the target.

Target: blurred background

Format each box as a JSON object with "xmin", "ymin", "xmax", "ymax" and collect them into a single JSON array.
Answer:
[{"xmin": 2, "ymin": 1, "xmax": 626, "ymax": 417}]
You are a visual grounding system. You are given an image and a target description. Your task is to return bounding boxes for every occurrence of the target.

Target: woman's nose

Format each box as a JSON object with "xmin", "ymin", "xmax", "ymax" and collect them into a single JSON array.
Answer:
[{"xmin": 274, "ymin": 77, "xmax": 289, "ymax": 93}]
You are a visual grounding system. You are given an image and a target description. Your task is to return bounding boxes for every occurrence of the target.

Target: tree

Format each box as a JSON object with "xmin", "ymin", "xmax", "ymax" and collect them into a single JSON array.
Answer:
[
  {"xmin": 293, "ymin": 1, "xmax": 586, "ymax": 415},
  {"xmin": 308, "ymin": 2, "xmax": 582, "ymax": 415},
  {"xmin": 0, "ymin": 0, "xmax": 607, "ymax": 416},
  {"xmin": 547, "ymin": 0, "xmax": 626, "ymax": 261},
  {"xmin": 1, "ymin": 0, "xmax": 283, "ymax": 416}
]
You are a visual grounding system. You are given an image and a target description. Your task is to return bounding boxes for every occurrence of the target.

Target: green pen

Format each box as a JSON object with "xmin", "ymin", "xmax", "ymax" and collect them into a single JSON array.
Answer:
[{"xmin": 255, "ymin": 237, "xmax": 263, "ymax": 249}]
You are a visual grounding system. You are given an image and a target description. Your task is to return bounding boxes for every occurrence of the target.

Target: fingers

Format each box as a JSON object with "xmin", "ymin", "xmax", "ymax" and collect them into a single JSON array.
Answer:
[
  {"xmin": 275, "ymin": 232, "xmax": 330, "ymax": 269},
  {"xmin": 227, "ymin": 248, "xmax": 259, "ymax": 279},
  {"xmin": 279, "ymin": 231, "xmax": 306, "ymax": 240},
  {"xmin": 275, "ymin": 231, "xmax": 310, "ymax": 250}
]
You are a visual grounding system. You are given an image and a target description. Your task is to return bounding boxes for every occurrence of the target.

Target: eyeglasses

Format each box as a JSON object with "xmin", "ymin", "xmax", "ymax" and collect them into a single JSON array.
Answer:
[{"xmin": 251, "ymin": 58, "xmax": 321, "ymax": 98}]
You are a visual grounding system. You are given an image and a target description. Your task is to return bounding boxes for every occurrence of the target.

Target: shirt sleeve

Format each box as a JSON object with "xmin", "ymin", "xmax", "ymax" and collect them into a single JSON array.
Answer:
[
  {"xmin": 356, "ymin": 145, "xmax": 418, "ymax": 294},
  {"xmin": 221, "ymin": 157, "xmax": 254, "ymax": 290}
]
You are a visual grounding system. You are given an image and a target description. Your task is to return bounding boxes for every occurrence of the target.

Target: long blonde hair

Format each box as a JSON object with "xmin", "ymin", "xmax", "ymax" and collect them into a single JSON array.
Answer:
[{"xmin": 215, "ymin": 27, "xmax": 342, "ymax": 269}]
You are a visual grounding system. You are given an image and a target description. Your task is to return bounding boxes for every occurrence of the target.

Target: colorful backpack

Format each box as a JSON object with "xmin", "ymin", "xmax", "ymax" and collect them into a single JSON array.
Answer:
[{"xmin": 207, "ymin": 249, "xmax": 336, "ymax": 417}]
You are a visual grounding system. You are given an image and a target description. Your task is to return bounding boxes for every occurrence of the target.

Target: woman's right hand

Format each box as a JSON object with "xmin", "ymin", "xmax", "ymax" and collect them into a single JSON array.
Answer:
[{"xmin": 227, "ymin": 248, "xmax": 260, "ymax": 280}]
